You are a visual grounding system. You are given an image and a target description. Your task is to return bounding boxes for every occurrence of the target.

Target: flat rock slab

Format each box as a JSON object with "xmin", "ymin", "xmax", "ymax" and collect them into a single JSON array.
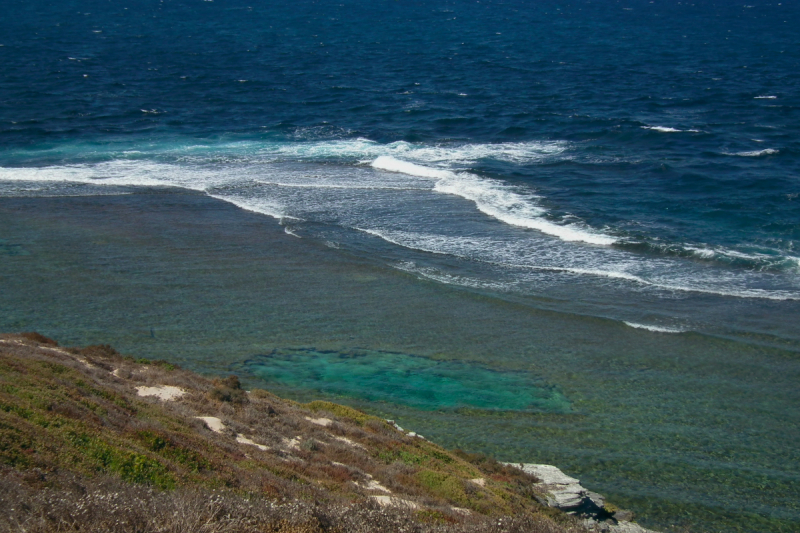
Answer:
[{"xmin": 505, "ymin": 463, "xmax": 659, "ymax": 532}]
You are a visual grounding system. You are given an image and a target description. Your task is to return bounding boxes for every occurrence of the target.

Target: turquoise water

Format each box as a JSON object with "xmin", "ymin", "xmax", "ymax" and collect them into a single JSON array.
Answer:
[{"xmin": 244, "ymin": 348, "xmax": 570, "ymax": 413}]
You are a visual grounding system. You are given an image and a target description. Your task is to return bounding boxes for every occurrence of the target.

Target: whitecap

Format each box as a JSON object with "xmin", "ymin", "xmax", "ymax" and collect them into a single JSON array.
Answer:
[
  {"xmin": 754, "ymin": 95, "xmax": 777, "ymax": 99},
  {"xmin": 643, "ymin": 126, "xmax": 682, "ymax": 133},
  {"xmin": 729, "ymin": 148, "xmax": 779, "ymax": 157},
  {"xmin": 371, "ymin": 156, "xmax": 450, "ymax": 179},
  {"xmin": 623, "ymin": 322, "xmax": 684, "ymax": 333},
  {"xmin": 685, "ymin": 246, "xmax": 716, "ymax": 259}
]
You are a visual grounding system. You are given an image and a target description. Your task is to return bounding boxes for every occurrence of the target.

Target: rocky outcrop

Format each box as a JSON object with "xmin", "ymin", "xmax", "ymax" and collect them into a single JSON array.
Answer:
[{"xmin": 504, "ymin": 463, "xmax": 658, "ymax": 533}]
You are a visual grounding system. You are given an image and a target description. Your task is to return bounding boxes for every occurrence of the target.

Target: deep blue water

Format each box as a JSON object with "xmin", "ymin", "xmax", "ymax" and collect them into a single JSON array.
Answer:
[
  {"xmin": 2, "ymin": 1, "xmax": 800, "ymax": 531},
  {"xmin": 2, "ymin": 0, "xmax": 799, "ymax": 325}
]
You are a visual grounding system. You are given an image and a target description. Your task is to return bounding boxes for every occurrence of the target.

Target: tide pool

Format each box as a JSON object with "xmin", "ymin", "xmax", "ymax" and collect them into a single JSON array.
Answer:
[{"xmin": 244, "ymin": 348, "xmax": 570, "ymax": 413}]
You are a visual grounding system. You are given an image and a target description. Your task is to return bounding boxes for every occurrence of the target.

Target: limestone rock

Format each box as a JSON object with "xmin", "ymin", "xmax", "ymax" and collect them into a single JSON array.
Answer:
[{"xmin": 504, "ymin": 463, "xmax": 659, "ymax": 533}]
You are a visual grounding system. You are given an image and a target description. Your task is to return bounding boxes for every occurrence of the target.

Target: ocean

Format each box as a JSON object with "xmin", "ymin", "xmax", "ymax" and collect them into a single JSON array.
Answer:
[{"xmin": 1, "ymin": 1, "xmax": 798, "ymax": 531}]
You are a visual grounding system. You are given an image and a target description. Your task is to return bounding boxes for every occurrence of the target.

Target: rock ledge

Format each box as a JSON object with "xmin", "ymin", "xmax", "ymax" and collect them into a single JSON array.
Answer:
[{"xmin": 504, "ymin": 463, "xmax": 658, "ymax": 533}]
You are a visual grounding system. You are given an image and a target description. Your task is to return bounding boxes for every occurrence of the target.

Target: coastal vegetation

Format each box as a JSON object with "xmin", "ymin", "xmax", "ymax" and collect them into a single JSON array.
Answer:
[{"xmin": 0, "ymin": 332, "xmax": 585, "ymax": 533}]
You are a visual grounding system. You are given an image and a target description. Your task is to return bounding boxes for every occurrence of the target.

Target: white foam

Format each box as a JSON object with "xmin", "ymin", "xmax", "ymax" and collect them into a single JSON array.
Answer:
[
  {"xmin": 241, "ymin": 139, "xmax": 567, "ymax": 166},
  {"xmin": 365, "ymin": 229, "xmax": 639, "ymax": 284},
  {"xmin": 359, "ymin": 228, "xmax": 455, "ymax": 256},
  {"xmin": 0, "ymin": 161, "xmax": 210, "ymax": 191},
  {"xmin": 623, "ymin": 322, "xmax": 684, "ymax": 333},
  {"xmin": 0, "ymin": 160, "xmax": 292, "ymax": 221},
  {"xmin": 730, "ymin": 148, "xmax": 779, "ymax": 157},
  {"xmin": 393, "ymin": 261, "xmax": 513, "ymax": 291},
  {"xmin": 643, "ymin": 126, "xmax": 682, "ymax": 133},
  {"xmin": 685, "ymin": 246, "xmax": 716, "ymax": 259},
  {"xmin": 683, "ymin": 245, "xmax": 800, "ymax": 273},
  {"xmin": 550, "ymin": 267, "xmax": 646, "ymax": 283},
  {"xmin": 368, "ymin": 229, "xmax": 800, "ymax": 301},
  {"xmin": 435, "ymin": 175, "xmax": 616, "ymax": 245},
  {"xmin": 685, "ymin": 246, "xmax": 770, "ymax": 262},
  {"xmin": 254, "ymin": 180, "xmax": 427, "ymax": 191},
  {"xmin": 370, "ymin": 156, "xmax": 616, "ymax": 246},
  {"xmin": 207, "ymin": 193, "xmax": 287, "ymax": 220},
  {"xmin": 754, "ymin": 95, "xmax": 777, "ymax": 99},
  {"xmin": 649, "ymin": 282, "xmax": 797, "ymax": 301},
  {"xmin": 371, "ymin": 156, "xmax": 450, "ymax": 179},
  {"xmin": 387, "ymin": 140, "xmax": 568, "ymax": 165}
]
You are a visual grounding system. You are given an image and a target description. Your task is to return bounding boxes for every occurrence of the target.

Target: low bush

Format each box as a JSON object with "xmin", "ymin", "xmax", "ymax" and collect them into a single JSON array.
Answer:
[{"xmin": 208, "ymin": 375, "xmax": 248, "ymax": 404}]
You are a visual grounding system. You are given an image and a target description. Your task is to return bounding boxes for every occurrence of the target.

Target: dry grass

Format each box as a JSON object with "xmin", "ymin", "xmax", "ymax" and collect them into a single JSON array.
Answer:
[{"xmin": 0, "ymin": 333, "xmax": 587, "ymax": 533}]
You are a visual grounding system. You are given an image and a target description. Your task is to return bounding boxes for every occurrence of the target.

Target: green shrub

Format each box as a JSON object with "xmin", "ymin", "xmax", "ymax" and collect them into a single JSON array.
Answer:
[
  {"xmin": 417, "ymin": 469, "xmax": 469, "ymax": 506},
  {"xmin": 303, "ymin": 401, "xmax": 375, "ymax": 425},
  {"xmin": 208, "ymin": 375, "xmax": 248, "ymax": 404}
]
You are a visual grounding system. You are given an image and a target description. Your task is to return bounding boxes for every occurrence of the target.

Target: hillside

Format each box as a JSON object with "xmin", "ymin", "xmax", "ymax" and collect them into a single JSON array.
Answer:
[{"xmin": 0, "ymin": 333, "xmax": 627, "ymax": 533}]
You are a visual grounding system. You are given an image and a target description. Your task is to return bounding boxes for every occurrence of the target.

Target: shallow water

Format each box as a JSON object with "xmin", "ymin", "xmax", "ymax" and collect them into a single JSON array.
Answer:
[
  {"xmin": 2, "ymin": 192, "xmax": 798, "ymax": 532},
  {"xmin": 243, "ymin": 348, "xmax": 570, "ymax": 413}
]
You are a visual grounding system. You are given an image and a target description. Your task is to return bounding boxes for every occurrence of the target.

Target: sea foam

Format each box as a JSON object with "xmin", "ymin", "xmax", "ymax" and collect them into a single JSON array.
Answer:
[
  {"xmin": 623, "ymin": 322, "xmax": 684, "ymax": 333},
  {"xmin": 371, "ymin": 156, "xmax": 616, "ymax": 246},
  {"xmin": 643, "ymin": 126, "xmax": 683, "ymax": 133},
  {"xmin": 642, "ymin": 126, "xmax": 699, "ymax": 133},
  {"xmin": 371, "ymin": 156, "xmax": 450, "ymax": 179},
  {"xmin": 730, "ymin": 148, "xmax": 779, "ymax": 157}
]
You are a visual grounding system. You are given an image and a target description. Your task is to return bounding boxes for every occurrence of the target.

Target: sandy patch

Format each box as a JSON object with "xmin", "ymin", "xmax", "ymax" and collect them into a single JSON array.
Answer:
[
  {"xmin": 197, "ymin": 417, "xmax": 268, "ymax": 450},
  {"xmin": 330, "ymin": 435, "xmax": 365, "ymax": 450},
  {"xmin": 236, "ymin": 435, "xmax": 269, "ymax": 451},
  {"xmin": 305, "ymin": 416, "xmax": 333, "ymax": 427},
  {"xmin": 358, "ymin": 475, "xmax": 391, "ymax": 493},
  {"xmin": 451, "ymin": 507, "xmax": 471, "ymax": 515},
  {"xmin": 371, "ymin": 496, "xmax": 419, "ymax": 509},
  {"xmin": 42, "ymin": 346, "xmax": 75, "ymax": 357},
  {"xmin": 470, "ymin": 478, "xmax": 486, "ymax": 487},
  {"xmin": 283, "ymin": 436, "xmax": 302, "ymax": 450},
  {"xmin": 136, "ymin": 385, "xmax": 186, "ymax": 401},
  {"xmin": 196, "ymin": 416, "xmax": 226, "ymax": 433},
  {"xmin": 0, "ymin": 339, "xmax": 24, "ymax": 346}
]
